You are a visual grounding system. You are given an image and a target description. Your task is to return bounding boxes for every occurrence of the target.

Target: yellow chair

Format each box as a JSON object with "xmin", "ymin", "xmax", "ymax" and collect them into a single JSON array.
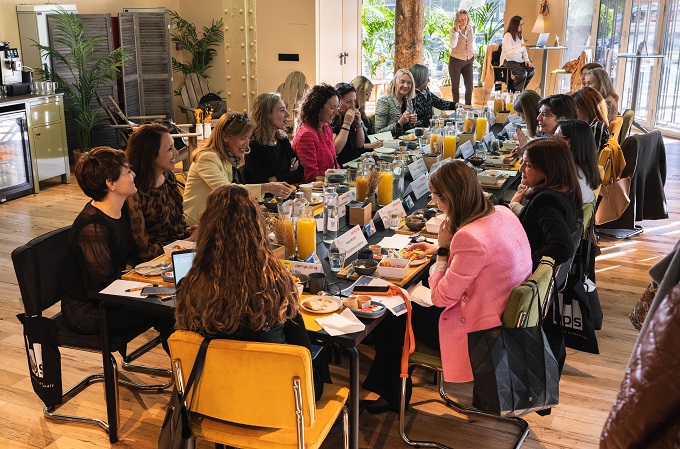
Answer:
[
  {"xmin": 168, "ymin": 330, "xmax": 349, "ymax": 449},
  {"xmin": 397, "ymin": 258, "xmax": 558, "ymax": 449},
  {"xmin": 618, "ymin": 109, "xmax": 635, "ymax": 146}
]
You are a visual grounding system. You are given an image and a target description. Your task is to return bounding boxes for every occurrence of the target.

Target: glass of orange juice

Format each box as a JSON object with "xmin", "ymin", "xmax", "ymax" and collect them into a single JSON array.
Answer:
[{"xmin": 378, "ymin": 161, "xmax": 394, "ymax": 206}]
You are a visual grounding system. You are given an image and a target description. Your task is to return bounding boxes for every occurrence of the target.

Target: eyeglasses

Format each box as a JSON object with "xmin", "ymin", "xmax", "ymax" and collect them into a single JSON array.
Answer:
[
  {"xmin": 537, "ymin": 110, "xmax": 553, "ymax": 118},
  {"xmin": 225, "ymin": 113, "xmax": 249, "ymax": 126}
]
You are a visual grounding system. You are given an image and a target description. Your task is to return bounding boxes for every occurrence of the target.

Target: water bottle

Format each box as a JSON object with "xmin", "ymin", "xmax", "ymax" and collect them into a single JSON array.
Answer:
[
  {"xmin": 292, "ymin": 191, "xmax": 309, "ymax": 227},
  {"xmin": 322, "ymin": 185, "xmax": 338, "ymax": 244}
]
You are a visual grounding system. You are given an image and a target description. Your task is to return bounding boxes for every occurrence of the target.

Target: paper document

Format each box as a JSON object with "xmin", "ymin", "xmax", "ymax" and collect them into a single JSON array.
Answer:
[{"xmin": 368, "ymin": 131, "xmax": 392, "ymax": 142}]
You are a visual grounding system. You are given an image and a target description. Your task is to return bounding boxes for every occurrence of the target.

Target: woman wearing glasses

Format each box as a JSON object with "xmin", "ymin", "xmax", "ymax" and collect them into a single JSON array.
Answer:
[
  {"xmin": 292, "ymin": 83, "xmax": 341, "ymax": 183},
  {"xmin": 500, "ymin": 16, "xmax": 535, "ymax": 92},
  {"xmin": 245, "ymin": 93, "xmax": 304, "ymax": 185},
  {"xmin": 183, "ymin": 112, "xmax": 293, "ymax": 225}
]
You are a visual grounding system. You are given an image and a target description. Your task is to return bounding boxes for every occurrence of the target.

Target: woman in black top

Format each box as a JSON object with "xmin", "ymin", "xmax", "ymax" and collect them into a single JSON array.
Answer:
[
  {"xmin": 245, "ymin": 93, "xmax": 304, "ymax": 184},
  {"xmin": 61, "ymin": 147, "xmax": 172, "ymax": 340},
  {"xmin": 332, "ymin": 82, "xmax": 370, "ymax": 166},
  {"xmin": 510, "ymin": 138, "xmax": 582, "ymax": 382}
]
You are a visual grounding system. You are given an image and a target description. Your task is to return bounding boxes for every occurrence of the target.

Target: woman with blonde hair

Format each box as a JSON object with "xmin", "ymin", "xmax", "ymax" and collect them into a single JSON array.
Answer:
[
  {"xmin": 245, "ymin": 93, "xmax": 304, "ymax": 184},
  {"xmin": 183, "ymin": 113, "xmax": 293, "ymax": 225},
  {"xmin": 448, "ymin": 9, "xmax": 475, "ymax": 104},
  {"xmin": 374, "ymin": 68, "xmax": 417, "ymax": 137},
  {"xmin": 351, "ymin": 75, "xmax": 374, "ymax": 131},
  {"xmin": 361, "ymin": 160, "xmax": 532, "ymax": 414},
  {"xmin": 583, "ymin": 68, "xmax": 620, "ymax": 122},
  {"xmin": 570, "ymin": 87, "xmax": 610, "ymax": 151}
]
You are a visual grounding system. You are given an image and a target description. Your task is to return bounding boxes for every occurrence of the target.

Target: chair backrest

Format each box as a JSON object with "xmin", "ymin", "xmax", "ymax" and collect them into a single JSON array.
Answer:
[
  {"xmin": 619, "ymin": 109, "xmax": 635, "ymax": 145},
  {"xmin": 11, "ymin": 227, "xmax": 72, "ymax": 317},
  {"xmin": 168, "ymin": 330, "xmax": 317, "ymax": 429},
  {"xmin": 554, "ymin": 219, "xmax": 585, "ymax": 292},
  {"xmin": 608, "ymin": 116, "xmax": 623, "ymax": 140},
  {"xmin": 277, "ymin": 71, "xmax": 309, "ymax": 128},
  {"xmin": 502, "ymin": 256, "xmax": 555, "ymax": 328},
  {"xmin": 570, "ymin": 49, "xmax": 593, "ymax": 91},
  {"xmin": 490, "ymin": 45, "xmax": 502, "ymax": 67}
]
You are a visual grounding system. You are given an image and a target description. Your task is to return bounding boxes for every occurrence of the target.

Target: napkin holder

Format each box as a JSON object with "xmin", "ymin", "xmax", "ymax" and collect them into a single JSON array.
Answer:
[
  {"xmin": 496, "ymin": 111, "xmax": 510, "ymax": 123},
  {"xmin": 270, "ymin": 243, "xmax": 287, "ymax": 260},
  {"xmin": 422, "ymin": 153, "xmax": 442, "ymax": 171},
  {"xmin": 347, "ymin": 201, "xmax": 372, "ymax": 226},
  {"xmin": 459, "ymin": 132, "xmax": 476, "ymax": 147}
]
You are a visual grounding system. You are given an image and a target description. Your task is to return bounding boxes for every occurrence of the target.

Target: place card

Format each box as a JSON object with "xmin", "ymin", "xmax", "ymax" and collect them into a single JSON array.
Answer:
[
  {"xmin": 376, "ymin": 199, "xmax": 407, "ymax": 225},
  {"xmin": 330, "ymin": 225, "xmax": 368, "ymax": 258},
  {"xmin": 403, "ymin": 196, "xmax": 414, "ymax": 210},
  {"xmin": 459, "ymin": 140, "xmax": 474, "ymax": 160},
  {"xmin": 408, "ymin": 157, "xmax": 428, "ymax": 180},
  {"xmin": 482, "ymin": 132, "xmax": 495, "ymax": 149},
  {"xmin": 279, "ymin": 260, "xmax": 324, "ymax": 276},
  {"xmin": 410, "ymin": 174, "xmax": 430, "ymax": 199}
]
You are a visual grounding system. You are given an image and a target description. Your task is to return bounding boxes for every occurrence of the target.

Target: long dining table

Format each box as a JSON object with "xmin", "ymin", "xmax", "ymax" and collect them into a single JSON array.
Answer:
[{"xmin": 91, "ymin": 151, "xmax": 520, "ymax": 446}]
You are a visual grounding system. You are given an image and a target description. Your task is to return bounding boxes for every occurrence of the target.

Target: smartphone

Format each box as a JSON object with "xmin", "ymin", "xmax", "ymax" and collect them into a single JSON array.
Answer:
[
  {"xmin": 352, "ymin": 285, "xmax": 390, "ymax": 294},
  {"xmin": 141, "ymin": 286, "xmax": 176, "ymax": 296}
]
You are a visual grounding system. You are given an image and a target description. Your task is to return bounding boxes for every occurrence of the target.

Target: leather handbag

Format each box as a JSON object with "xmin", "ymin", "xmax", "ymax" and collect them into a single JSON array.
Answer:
[
  {"xmin": 158, "ymin": 337, "xmax": 212, "ymax": 449},
  {"xmin": 468, "ymin": 282, "xmax": 560, "ymax": 417},
  {"xmin": 596, "ymin": 144, "xmax": 631, "ymax": 225}
]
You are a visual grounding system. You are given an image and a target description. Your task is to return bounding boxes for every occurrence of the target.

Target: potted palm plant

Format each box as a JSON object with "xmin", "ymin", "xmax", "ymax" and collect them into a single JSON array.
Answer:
[{"xmin": 35, "ymin": 7, "xmax": 130, "ymax": 156}]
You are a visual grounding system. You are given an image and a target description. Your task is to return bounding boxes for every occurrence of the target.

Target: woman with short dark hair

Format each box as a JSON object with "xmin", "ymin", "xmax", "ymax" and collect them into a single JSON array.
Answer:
[
  {"xmin": 537, "ymin": 94, "xmax": 577, "ymax": 135},
  {"xmin": 292, "ymin": 83, "xmax": 341, "ymax": 182},
  {"xmin": 331, "ymin": 82, "xmax": 371, "ymax": 165},
  {"xmin": 125, "ymin": 123, "xmax": 194, "ymax": 262},
  {"xmin": 61, "ymin": 147, "xmax": 172, "ymax": 339},
  {"xmin": 409, "ymin": 63, "xmax": 457, "ymax": 128}
]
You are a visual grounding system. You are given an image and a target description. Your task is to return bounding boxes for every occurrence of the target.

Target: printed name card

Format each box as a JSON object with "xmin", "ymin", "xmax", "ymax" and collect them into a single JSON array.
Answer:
[
  {"xmin": 459, "ymin": 140, "xmax": 474, "ymax": 160},
  {"xmin": 330, "ymin": 225, "xmax": 368, "ymax": 258},
  {"xmin": 482, "ymin": 132, "xmax": 495, "ymax": 149},
  {"xmin": 376, "ymin": 199, "xmax": 407, "ymax": 224},
  {"xmin": 408, "ymin": 157, "xmax": 428, "ymax": 180},
  {"xmin": 410, "ymin": 174, "xmax": 430, "ymax": 199},
  {"xmin": 279, "ymin": 260, "xmax": 324, "ymax": 275},
  {"xmin": 336, "ymin": 189, "xmax": 355, "ymax": 219}
]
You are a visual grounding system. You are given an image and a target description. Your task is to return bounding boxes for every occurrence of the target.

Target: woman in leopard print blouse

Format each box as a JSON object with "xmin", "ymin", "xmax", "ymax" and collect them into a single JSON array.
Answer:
[{"xmin": 125, "ymin": 124, "xmax": 196, "ymax": 262}]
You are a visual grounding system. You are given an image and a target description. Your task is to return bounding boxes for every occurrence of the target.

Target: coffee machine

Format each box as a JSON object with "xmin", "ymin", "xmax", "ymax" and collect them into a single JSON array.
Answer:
[{"xmin": 1, "ymin": 42, "xmax": 30, "ymax": 96}]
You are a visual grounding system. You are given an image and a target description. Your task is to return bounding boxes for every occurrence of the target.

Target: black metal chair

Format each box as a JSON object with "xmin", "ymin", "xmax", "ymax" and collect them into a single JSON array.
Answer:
[
  {"xmin": 491, "ymin": 45, "xmax": 515, "ymax": 92},
  {"xmin": 12, "ymin": 226, "xmax": 171, "ymax": 435}
]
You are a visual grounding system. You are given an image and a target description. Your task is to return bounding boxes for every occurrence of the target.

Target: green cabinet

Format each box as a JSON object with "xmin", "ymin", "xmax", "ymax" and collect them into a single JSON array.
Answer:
[{"xmin": 27, "ymin": 95, "xmax": 70, "ymax": 192}]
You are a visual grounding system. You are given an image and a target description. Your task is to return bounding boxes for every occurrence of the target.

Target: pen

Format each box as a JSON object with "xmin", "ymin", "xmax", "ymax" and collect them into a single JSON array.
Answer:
[{"xmin": 126, "ymin": 284, "xmax": 157, "ymax": 292}]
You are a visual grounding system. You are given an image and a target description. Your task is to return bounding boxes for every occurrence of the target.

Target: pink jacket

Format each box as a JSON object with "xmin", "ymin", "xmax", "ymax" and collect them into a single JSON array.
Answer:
[
  {"xmin": 291, "ymin": 123, "xmax": 339, "ymax": 183},
  {"xmin": 430, "ymin": 206, "xmax": 532, "ymax": 382}
]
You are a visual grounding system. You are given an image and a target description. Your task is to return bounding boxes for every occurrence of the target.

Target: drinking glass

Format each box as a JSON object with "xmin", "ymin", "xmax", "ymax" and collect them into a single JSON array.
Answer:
[
  {"xmin": 328, "ymin": 248, "xmax": 346, "ymax": 272},
  {"xmin": 296, "ymin": 206, "xmax": 316, "ymax": 260},
  {"xmin": 276, "ymin": 202, "xmax": 296, "ymax": 259},
  {"xmin": 388, "ymin": 212, "xmax": 403, "ymax": 230}
]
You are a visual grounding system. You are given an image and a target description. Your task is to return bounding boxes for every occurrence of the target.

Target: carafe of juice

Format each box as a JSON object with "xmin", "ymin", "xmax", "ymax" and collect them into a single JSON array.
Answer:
[
  {"xmin": 463, "ymin": 109, "xmax": 475, "ymax": 133},
  {"xmin": 429, "ymin": 122, "xmax": 442, "ymax": 154},
  {"xmin": 475, "ymin": 107, "xmax": 489, "ymax": 141},
  {"xmin": 377, "ymin": 161, "xmax": 394, "ymax": 206},
  {"xmin": 493, "ymin": 92, "xmax": 505, "ymax": 114},
  {"xmin": 355, "ymin": 161, "xmax": 369, "ymax": 203}
]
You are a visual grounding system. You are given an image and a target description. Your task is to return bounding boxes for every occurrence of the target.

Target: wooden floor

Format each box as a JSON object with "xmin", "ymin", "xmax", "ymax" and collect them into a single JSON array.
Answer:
[{"xmin": 1, "ymin": 140, "xmax": 678, "ymax": 449}]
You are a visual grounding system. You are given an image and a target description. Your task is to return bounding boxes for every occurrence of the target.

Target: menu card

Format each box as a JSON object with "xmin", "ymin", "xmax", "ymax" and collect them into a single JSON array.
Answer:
[{"xmin": 375, "ymin": 199, "xmax": 406, "ymax": 225}]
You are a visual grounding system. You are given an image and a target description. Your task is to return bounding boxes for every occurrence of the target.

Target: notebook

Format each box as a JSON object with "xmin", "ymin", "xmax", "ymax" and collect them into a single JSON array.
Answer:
[
  {"xmin": 534, "ymin": 32, "xmax": 550, "ymax": 48},
  {"xmin": 171, "ymin": 249, "xmax": 195, "ymax": 286}
]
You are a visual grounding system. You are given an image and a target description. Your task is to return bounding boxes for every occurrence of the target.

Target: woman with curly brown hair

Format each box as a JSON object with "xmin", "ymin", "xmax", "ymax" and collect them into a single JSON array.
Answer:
[
  {"xmin": 183, "ymin": 112, "xmax": 293, "ymax": 225},
  {"xmin": 176, "ymin": 185, "xmax": 309, "ymax": 343},
  {"xmin": 292, "ymin": 83, "xmax": 340, "ymax": 182},
  {"xmin": 125, "ymin": 123, "xmax": 195, "ymax": 262}
]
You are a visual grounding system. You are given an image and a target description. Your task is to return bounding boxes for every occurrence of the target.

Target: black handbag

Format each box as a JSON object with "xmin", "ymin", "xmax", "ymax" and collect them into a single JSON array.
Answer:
[
  {"xmin": 158, "ymin": 337, "xmax": 212, "ymax": 449},
  {"xmin": 17, "ymin": 314, "xmax": 63, "ymax": 407},
  {"xmin": 467, "ymin": 285, "xmax": 560, "ymax": 417}
]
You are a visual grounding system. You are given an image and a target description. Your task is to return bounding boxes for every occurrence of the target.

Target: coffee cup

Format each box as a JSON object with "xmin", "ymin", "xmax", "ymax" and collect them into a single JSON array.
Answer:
[
  {"xmin": 343, "ymin": 296, "xmax": 359, "ymax": 310},
  {"xmin": 308, "ymin": 272, "xmax": 327, "ymax": 294},
  {"xmin": 369, "ymin": 244, "xmax": 382, "ymax": 256},
  {"xmin": 300, "ymin": 183, "xmax": 313, "ymax": 201},
  {"xmin": 358, "ymin": 248, "xmax": 373, "ymax": 260}
]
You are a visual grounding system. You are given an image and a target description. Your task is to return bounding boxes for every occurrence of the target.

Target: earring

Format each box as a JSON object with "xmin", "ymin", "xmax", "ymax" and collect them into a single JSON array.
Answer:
[{"xmin": 244, "ymin": 146, "xmax": 251, "ymax": 154}]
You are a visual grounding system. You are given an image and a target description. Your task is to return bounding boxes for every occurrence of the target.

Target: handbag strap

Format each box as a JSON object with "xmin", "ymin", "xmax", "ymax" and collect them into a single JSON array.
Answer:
[{"xmin": 179, "ymin": 337, "xmax": 213, "ymax": 409}]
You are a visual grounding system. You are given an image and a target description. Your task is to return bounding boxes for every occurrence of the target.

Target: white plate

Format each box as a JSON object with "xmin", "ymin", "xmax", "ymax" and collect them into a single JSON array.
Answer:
[
  {"xmin": 399, "ymin": 250, "xmax": 429, "ymax": 266},
  {"xmin": 374, "ymin": 147, "xmax": 396, "ymax": 154},
  {"xmin": 300, "ymin": 296, "xmax": 342, "ymax": 314}
]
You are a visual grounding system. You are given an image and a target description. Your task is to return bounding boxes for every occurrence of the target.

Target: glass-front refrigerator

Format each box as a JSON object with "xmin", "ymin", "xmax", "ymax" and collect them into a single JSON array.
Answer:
[{"xmin": 0, "ymin": 110, "xmax": 33, "ymax": 202}]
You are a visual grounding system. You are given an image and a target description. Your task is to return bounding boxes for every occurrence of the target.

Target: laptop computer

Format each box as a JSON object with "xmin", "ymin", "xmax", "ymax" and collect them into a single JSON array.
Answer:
[
  {"xmin": 534, "ymin": 32, "xmax": 550, "ymax": 48},
  {"xmin": 171, "ymin": 249, "xmax": 195, "ymax": 286}
]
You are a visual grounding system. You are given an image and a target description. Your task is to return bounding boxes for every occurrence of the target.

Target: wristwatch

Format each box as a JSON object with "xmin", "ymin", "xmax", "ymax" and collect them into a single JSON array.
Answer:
[{"xmin": 437, "ymin": 247, "xmax": 450, "ymax": 257}]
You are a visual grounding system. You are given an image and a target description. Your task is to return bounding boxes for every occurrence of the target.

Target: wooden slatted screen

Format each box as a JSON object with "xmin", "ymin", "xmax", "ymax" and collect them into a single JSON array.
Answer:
[
  {"xmin": 119, "ymin": 12, "xmax": 174, "ymax": 120},
  {"xmin": 47, "ymin": 13, "xmax": 120, "ymax": 150}
]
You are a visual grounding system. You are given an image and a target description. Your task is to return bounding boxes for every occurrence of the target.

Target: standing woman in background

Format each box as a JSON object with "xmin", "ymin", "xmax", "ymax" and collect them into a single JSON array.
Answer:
[
  {"xmin": 500, "ymin": 16, "xmax": 535, "ymax": 92},
  {"xmin": 448, "ymin": 9, "xmax": 475, "ymax": 105},
  {"xmin": 374, "ymin": 68, "xmax": 417, "ymax": 137}
]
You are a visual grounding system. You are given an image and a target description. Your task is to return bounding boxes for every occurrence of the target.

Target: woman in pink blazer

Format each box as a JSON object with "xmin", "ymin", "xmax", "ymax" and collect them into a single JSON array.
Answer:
[{"xmin": 362, "ymin": 160, "xmax": 533, "ymax": 414}]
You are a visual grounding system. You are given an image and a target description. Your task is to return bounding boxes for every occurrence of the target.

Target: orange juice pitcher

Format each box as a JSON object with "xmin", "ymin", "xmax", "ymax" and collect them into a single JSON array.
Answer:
[
  {"xmin": 296, "ymin": 205, "xmax": 316, "ymax": 260},
  {"xmin": 377, "ymin": 161, "xmax": 394, "ymax": 206},
  {"xmin": 475, "ymin": 107, "xmax": 489, "ymax": 142},
  {"xmin": 442, "ymin": 121, "xmax": 457, "ymax": 160}
]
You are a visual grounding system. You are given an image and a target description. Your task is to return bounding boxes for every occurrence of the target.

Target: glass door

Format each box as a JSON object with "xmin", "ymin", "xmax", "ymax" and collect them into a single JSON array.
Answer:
[{"xmin": 655, "ymin": 0, "xmax": 680, "ymax": 133}]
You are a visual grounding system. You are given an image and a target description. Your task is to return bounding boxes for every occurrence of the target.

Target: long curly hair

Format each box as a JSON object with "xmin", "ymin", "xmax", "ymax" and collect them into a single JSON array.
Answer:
[
  {"xmin": 296, "ymin": 83, "xmax": 339, "ymax": 131},
  {"xmin": 174, "ymin": 185, "xmax": 299, "ymax": 334},
  {"xmin": 428, "ymin": 160, "xmax": 494, "ymax": 234},
  {"xmin": 125, "ymin": 123, "xmax": 172, "ymax": 192},
  {"xmin": 251, "ymin": 92, "xmax": 288, "ymax": 146}
]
